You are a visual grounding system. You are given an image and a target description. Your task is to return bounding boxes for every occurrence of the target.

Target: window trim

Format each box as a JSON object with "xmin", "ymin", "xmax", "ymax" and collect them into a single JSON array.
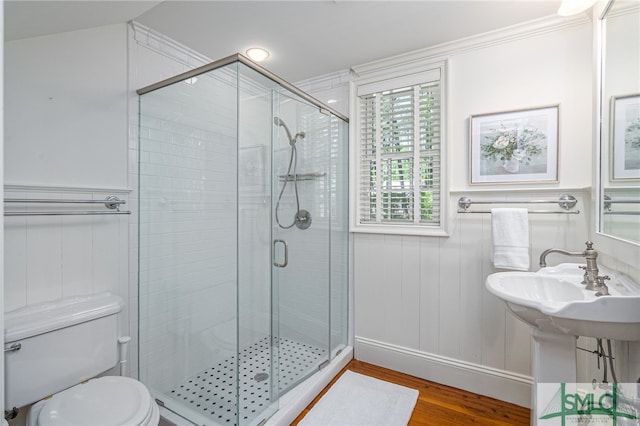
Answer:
[{"xmin": 349, "ymin": 59, "xmax": 449, "ymax": 237}]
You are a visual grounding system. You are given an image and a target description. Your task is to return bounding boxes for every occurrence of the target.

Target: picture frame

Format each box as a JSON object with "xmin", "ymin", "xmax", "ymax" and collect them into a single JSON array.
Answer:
[
  {"xmin": 470, "ymin": 105, "xmax": 559, "ymax": 184},
  {"xmin": 611, "ymin": 94, "xmax": 640, "ymax": 180}
]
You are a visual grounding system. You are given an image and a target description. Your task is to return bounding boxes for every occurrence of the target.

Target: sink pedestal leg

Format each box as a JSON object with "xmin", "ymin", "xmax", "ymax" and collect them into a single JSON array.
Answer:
[
  {"xmin": 532, "ymin": 328, "xmax": 577, "ymax": 382},
  {"xmin": 530, "ymin": 327, "xmax": 577, "ymax": 425}
]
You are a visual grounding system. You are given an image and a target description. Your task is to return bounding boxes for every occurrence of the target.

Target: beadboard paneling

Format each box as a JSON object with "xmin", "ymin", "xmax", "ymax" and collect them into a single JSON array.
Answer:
[
  {"xmin": 4, "ymin": 188, "xmax": 130, "ymax": 313},
  {"xmin": 354, "ymin": 190, "xmax": 592, "ymax": 406},
  {"xmin": 418, "ymin": 237, "xmax": 440, "ymax": 355}
]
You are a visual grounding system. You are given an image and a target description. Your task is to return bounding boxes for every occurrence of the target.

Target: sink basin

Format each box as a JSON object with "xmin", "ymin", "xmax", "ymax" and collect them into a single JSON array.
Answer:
[{"xmin": 486, "ymin": 263, "xmax": 640, "ymax": 340}]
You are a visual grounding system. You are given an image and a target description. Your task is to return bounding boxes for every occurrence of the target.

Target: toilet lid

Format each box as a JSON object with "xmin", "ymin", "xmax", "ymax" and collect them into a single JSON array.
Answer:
[{"xmin": 39, "ymin": 377, "xmax": 154, "ymax": 426}]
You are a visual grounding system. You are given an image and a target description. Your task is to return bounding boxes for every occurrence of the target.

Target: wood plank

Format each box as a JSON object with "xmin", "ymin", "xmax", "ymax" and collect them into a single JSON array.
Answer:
[{"xmin": 291, "ymin": 360, "xmax": 530, "ymax": 426}]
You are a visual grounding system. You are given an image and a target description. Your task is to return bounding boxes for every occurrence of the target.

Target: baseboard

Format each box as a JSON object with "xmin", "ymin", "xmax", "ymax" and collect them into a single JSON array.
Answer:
[{"xmin": 355, "ymin": 337, "xmax": 532, "ymax": 408}]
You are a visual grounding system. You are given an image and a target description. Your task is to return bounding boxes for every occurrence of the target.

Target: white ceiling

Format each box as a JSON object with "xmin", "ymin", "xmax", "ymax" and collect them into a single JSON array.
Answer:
[{"xmin": 5, "ymin": 0, "xmax": 562, "ymax": 82}]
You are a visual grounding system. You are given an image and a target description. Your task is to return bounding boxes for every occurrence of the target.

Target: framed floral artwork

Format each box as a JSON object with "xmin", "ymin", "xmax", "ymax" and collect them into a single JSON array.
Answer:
[
  {"xmin": 611, "ymin": 94, "xmax": 640, "ymax": 180},
  {"xmin": 470, "ymin": 105, "xmax": 559, "ymax": 184}
]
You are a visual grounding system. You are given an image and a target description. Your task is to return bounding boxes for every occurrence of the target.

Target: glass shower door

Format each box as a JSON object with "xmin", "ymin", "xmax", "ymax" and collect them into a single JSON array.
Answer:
[
  {"xmin": 272, "ymin": 93, "xmax": 331, "ymax": 393},
  {"xmin": 139, "ymin": 62, "xmax": 280, "ymax": 426},
  {"xmin": 138, "ymin": 63, "xmax": 243, "ymax": 425},
  {"xmin": 236, "ymin": 63, "xmax": 279, "ymax": 425}
]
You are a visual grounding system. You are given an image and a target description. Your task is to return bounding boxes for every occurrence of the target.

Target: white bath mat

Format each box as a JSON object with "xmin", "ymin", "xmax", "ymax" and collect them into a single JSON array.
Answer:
[{"xmin": 298, "ymin": 370, "xmax": 419, "ymax": 426}]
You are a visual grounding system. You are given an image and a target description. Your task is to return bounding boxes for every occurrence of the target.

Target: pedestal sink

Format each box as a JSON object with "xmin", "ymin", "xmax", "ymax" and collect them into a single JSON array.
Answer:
[
  {"xmin": 486, "ymin": 263, "xmax": 640, "ymax": 421},
  {"xmin": 487, "ymin": 263, "xmax": 640, "ymax": 341}
]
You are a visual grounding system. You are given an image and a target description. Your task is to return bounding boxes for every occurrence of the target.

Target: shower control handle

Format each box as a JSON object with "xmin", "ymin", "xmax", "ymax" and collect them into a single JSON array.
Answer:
[{"xmin": 273, "ymin": 239, "xmax": 288, "ymax": 268}]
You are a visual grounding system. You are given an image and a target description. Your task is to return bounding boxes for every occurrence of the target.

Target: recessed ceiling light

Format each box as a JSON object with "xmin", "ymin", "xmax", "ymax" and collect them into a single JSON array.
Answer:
[{"xmin": 246, "ymin": 47, "xmax": 270, "ymax": 62}]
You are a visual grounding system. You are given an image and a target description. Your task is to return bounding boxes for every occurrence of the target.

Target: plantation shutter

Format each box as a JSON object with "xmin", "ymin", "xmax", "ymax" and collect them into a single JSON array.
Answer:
[{"xmin": 358, "ymin": 74, "xmax": 441, "ymax": 227}]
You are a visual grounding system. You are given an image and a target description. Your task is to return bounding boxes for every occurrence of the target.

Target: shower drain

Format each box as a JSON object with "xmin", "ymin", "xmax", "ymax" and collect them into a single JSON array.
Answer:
[{"xmin": 254, "ymin": 372, "xmax": 269, "ymax": 382}]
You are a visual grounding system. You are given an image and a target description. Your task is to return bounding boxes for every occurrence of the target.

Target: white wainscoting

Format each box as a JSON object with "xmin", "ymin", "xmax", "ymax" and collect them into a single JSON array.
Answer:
[
  {"xmin": 3, "ymin": 186, "xmax": 131, "ymax": 335},
  {"xmin": 354, "ymin": 189, "xmax": 591, "ymax": 407}
]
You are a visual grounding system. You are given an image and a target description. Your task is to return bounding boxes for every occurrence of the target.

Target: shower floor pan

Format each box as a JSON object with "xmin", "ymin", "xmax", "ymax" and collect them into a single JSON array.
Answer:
[{"xmin": 162, "ymin": 337, "xmax": 327, "ymax": 425}]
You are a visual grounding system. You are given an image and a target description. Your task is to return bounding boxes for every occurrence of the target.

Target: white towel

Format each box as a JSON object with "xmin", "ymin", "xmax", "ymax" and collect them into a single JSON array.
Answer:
[{"xmin": 491, "ymin": 208, "xmax": 530, "ymax": 271}]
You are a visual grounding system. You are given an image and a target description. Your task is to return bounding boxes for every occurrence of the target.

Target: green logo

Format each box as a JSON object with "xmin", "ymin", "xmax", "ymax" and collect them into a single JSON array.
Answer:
[{"xmin": 539, "ymin": 383, "xmax": 638, "ymax": 425}]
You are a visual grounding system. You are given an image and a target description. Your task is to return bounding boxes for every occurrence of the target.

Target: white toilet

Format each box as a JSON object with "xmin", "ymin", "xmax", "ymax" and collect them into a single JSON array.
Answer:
[{"xmin": 4, "ymin": 293, "xmax": 159, "ymax": 426}]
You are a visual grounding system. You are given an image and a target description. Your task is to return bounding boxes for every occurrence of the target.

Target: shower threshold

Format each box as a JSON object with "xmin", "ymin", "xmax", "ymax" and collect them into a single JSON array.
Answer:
[{"xmin": 160, "ymin": 336, "xmax": 327, "ymax": 426}]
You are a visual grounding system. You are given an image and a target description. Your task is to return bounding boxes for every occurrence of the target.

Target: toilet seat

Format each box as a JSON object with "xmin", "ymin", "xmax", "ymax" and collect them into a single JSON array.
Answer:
[{"xmin": 35, "ymin": 377, "xmax": 159, "ymax": 426}]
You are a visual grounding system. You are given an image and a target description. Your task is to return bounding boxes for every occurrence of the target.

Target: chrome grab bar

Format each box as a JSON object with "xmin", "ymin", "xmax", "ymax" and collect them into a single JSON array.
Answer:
[
  {"xmin": 457, "ymin": 194, "xmax": 579, "ymax": 214},
  {"xmin": 4, "ymin": 343, "xmax": 21, "ymax": 353},
  {"xmin": 4, "ymin": 195, "xmax": 131, "ymax": 216},
  {"xmin": 273, "ymin": 239, "xmax": 288, "ymax": 268},
  {"xmin": 4, "ymin": 211, "xmax": 131, "ymax": 216},
  {"xmin": 4, "ymin": 197, "xmax": 125, "ymax": 206},
  {"xmin": 603, "ymin": 195, "xmax": 640, "ymax": 213}
]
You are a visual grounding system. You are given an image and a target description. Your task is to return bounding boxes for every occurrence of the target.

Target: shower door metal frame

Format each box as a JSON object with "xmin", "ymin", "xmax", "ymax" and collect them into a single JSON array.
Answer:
[{"xmin": 137, "ymin": 53, "xmax": 349, "ymax": 124}]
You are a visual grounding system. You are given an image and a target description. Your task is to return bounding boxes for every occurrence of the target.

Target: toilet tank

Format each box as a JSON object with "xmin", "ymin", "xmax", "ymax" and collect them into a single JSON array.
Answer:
[{"xmin": 4, "ymin": 293, "xmax": 124, "ymax": 410}]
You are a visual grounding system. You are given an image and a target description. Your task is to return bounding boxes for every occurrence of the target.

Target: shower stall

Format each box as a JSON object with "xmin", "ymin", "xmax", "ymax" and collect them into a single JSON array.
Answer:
[{"xmin": 136, "ymin": 55, "xmax": 349, "ymax": 426}]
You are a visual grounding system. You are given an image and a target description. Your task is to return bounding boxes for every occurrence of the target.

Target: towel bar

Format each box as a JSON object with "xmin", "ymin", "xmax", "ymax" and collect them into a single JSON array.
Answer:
[
  {"xmin": 4, "ymin": 196, "xmax": 131, "ymax": 216},
  {"xmin": 457, "ymin": 194, "xmax": 579, "ymax": 214}
]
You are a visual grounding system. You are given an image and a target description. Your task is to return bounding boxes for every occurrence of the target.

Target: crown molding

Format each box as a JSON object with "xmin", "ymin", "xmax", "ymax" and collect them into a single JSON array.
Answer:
[
  {"xmin": 352, "ymin": 14, "xmax": 591, "ymax": 80},
  {"xmin": 130, "ymin": 21, "xmax": 273, "ymax": 98},
  {"xmin": 130, "ymin": 21, "xmax": 211, "ymax": 69},
  {"xmin": 295, "ymin": 69, "xmax": 351, "ymax": 91}
]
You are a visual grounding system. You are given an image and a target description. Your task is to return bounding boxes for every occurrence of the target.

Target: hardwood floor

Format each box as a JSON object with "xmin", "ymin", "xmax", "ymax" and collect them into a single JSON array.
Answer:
[{"xmin": 291, "ymin": 360, "xmax": 531, "ymax": 425}]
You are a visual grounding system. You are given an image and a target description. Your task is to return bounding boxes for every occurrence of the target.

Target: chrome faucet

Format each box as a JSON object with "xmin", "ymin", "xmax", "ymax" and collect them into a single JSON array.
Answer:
[{"xmin": 539, "ymin": 241, "xmax": 610, "ymax": 295}]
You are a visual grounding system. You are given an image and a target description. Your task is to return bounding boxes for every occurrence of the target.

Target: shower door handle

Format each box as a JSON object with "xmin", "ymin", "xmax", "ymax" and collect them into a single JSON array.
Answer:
[{"xmin": 273, "ymin": 239, "xmax": 288, "ymax": 268}]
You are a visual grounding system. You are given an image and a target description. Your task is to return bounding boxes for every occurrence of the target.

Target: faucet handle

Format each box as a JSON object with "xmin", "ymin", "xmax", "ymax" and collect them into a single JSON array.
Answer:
[
  {"xmin": 578, "ymin": 265, "xmax": 588, "ymax": 284},
  {"xmin": 595, "ymin": 275, "xmax": 611, "ymax": 297},
  {"xmin": 585, "ymin": 241, "xmax": 594, "ymax": 250}
]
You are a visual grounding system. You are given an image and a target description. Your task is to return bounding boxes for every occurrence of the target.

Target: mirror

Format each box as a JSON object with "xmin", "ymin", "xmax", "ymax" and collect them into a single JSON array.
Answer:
[{"xmin": 598, "ymin": 0, "xmax": 640, "ymax": 244}]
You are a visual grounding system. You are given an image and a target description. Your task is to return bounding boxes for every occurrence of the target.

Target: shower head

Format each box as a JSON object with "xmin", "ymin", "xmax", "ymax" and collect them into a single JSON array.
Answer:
[
  {"xmin": 274, "ymin": 116, "xmax": 294, "ymax": 144},
  {"xmin": 274, "ymin": 116, "xmax": 305, "ymax": 146}
]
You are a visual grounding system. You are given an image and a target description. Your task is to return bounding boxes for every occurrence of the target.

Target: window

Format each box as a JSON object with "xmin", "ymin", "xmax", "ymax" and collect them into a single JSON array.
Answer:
[{"xmin": 352, "ymin": 64, "xmax": 447, "ymax": 235}]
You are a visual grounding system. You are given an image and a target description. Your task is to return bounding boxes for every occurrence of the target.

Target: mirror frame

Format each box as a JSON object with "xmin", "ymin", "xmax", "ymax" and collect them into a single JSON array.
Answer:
[{"xmin": 592, "ymin": 0, "xmax": 640, "ymax": 266}]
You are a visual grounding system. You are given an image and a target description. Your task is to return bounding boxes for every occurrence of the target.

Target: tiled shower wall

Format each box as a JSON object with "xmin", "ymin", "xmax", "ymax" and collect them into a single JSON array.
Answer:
[
  {"xmin": 137, "ymin": 70, "xmax": 241, "ymax": 392},
  {"xmin": 271, "ymin": 99, "xmax": 349, "ymax": 352}
]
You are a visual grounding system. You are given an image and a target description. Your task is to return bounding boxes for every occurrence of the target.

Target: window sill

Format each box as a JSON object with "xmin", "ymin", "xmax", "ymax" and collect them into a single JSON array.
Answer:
[{"xmin": 350, "ymin": 222, "xmax": 449, "ymax": 237}]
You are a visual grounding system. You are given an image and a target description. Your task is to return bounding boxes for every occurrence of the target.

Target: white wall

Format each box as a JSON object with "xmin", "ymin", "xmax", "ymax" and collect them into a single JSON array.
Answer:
[
  {"xmin": 5, "ymin": 24, "xmax": 128, "ymax": 189},
  {"xmin": 448, "ymin": 23, "xmax": 592, "ymax": 191},
  {"xmin": 3, "ymin": 24, "xmax": 131, "ymax": 316},
  {"xmin": 349, "ymin": 16, "xmax": 636, "ymax": 408}
]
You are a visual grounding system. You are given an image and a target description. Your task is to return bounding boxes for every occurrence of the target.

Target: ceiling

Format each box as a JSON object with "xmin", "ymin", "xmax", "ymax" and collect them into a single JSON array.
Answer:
[{"xmin": 5, "ymin": 0, "xmax": 562, "ymax": 83}]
